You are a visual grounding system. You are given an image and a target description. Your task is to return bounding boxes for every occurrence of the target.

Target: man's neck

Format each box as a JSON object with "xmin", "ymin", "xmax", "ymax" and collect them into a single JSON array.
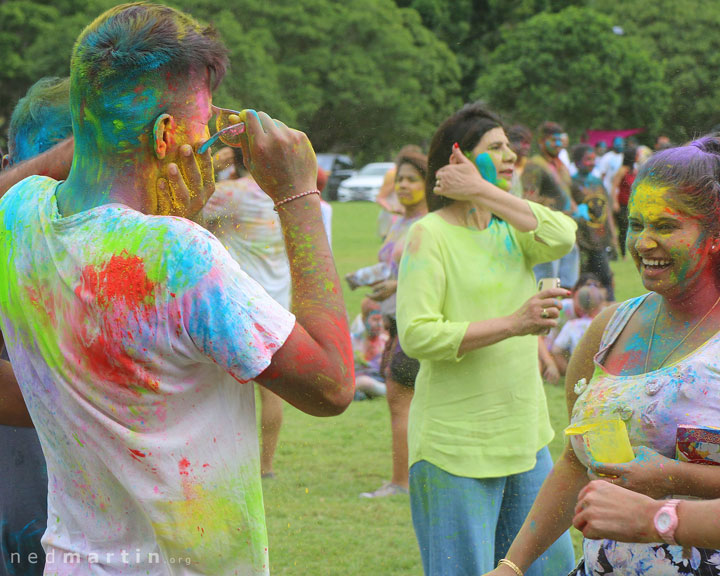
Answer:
[
  {"xmin": 541, "ymin": 150, "xmax": 558, "ymax": 163},
  {"xmin": 57, "ymin": 145, "xmax": 157, "ymax": 217}
]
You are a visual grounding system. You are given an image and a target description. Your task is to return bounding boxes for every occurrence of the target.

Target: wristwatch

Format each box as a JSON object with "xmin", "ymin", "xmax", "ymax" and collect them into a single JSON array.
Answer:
[{"xmin": 653, "ymin": 499, "xmax": 680, "ymax": 545}]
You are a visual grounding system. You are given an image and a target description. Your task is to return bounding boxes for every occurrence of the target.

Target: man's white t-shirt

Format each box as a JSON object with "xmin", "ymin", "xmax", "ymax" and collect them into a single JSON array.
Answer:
[
  {"xmin": 553, "ymin": 316, "xmax": 593, "ymax": 356},
  {"xmin": 198, "ymin": 177, "xmax": 292, "ymax": 309},
  {"xmin": 0, "ymin": 176, "xmax": 295, "ymax": 575},
  {"xmin": 598, "ymin": 150, "xmax": 623, "ymax": 194}
]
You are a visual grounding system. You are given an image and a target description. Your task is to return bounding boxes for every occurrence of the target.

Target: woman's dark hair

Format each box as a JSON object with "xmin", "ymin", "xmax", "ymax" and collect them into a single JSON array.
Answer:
[
  {"xmin": 426, "ymin": 102, "xmax": 503, "ymax": 212},
  {"xmin": 634, "ymin": 136, "xmax": 720, "ymax": 236},
  {"xmin": 622, "ymin": 146, "xmax": 637, "ymax": 168}
]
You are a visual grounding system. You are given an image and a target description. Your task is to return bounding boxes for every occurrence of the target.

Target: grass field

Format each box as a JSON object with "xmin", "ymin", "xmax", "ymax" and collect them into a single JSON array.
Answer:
[{"xmin": 261, "ymin": 201, "xmax": 646, "ymax": 575}]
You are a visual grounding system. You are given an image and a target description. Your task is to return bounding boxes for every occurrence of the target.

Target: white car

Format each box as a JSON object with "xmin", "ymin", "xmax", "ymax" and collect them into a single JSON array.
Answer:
[{"xmin": 337, "ymin": 162, "xmax": 394, "ymax": 202}]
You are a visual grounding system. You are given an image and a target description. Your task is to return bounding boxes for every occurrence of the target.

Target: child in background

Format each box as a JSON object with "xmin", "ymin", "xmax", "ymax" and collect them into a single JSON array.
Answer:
[
  {"xmin": 551, "ymin": 284, "xmax": 606, "ymax": 375},
  {"xmin": 539, "ymin": 273, "xmax": 602, "ymax": 383},
  {"xmin": 351, "ymin": 298, "xmax": 389, "ymax": 399}
]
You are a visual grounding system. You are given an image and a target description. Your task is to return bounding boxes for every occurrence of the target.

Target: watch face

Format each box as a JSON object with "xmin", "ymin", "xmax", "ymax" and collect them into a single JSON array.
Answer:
[{"xmin": 656, "ymin": 511, "xmax": 672, "ymax": 532}]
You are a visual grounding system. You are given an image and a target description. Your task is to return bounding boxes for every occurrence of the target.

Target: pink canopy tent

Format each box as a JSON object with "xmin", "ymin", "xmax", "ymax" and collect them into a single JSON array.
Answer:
[{"xmin": 584, "ymin": 128, "xmax": 644, "ymax": 147}]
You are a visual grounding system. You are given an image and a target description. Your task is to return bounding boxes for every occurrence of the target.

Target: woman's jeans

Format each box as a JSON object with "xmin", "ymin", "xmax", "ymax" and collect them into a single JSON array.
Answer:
[{"xmin": 409, "ymin": 447, "xmax": 575, "ymax": 576}]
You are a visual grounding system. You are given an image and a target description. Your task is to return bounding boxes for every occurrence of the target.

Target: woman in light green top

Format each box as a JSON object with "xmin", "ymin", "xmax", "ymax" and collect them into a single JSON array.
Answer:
[{"xmin": 396, "ymin": 103, "xmax": 577, "ymax": 576}]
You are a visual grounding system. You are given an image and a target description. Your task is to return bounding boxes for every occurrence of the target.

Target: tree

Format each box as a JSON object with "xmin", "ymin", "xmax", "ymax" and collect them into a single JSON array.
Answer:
[
  {"xmin": 200, "ymin": 0, "xmax": 462, "ymax": 161},
  {"xmin": 592, "ymin": 0, "xmax": 720, "ymax": 141},
  {"xmin": 0, "ymin": 0, "xmax": 118, "ymax": 149},
  {"xmin": 396, "ymin": 0, "xmax": 587, "ymax": 100},
  {"xmin": 473, "ymin": 7, "xmax": 669, "ymax": 140},
  {"xmin": 1, "ymin": 0, "xmax": 462, "ymax": 162}
]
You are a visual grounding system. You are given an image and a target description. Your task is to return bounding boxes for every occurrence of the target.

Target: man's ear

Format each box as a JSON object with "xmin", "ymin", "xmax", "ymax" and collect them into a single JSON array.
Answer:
[
  {"xmin": 711, "ymin": 235, "xmax": 720, "ymax": 254},
  {"xmin": 1, "ymin": 154, "xmax": 10, "ymax": 171},
  {"xmin": 153, "ymin": 113, "xmax": 174, "ymax": 159}
]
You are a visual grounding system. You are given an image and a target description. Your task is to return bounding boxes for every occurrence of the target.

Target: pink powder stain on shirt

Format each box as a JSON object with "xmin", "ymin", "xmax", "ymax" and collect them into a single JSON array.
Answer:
[
  {"xmin": 177, "ymin": 457, "xmax": 201, "ymax": 502},
  {"xmin": 24, "ymin": 285, "xmax": 57, "ymax": 325}
]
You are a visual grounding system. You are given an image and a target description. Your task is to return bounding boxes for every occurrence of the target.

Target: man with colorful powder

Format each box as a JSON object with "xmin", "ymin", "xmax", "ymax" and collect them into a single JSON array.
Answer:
[
  {"xmin": 522, "ymin": 121, "xmax": 579, "ymax": 288},
  {"xmin": 0, "ymin": 3, "xmax": 353, "ymax": 575}
]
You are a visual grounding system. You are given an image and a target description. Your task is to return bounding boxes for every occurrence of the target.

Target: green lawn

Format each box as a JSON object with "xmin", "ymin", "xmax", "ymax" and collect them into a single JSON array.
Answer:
[{"xmin": 262, "ymin": 202, "xmax": 646, "ymax": 575}]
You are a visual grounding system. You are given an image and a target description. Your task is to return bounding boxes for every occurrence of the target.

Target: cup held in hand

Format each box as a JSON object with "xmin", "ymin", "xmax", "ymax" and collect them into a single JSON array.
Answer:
[{"xmin": 565, "ymin": 418, "xmax": 634, "ymax": 464}]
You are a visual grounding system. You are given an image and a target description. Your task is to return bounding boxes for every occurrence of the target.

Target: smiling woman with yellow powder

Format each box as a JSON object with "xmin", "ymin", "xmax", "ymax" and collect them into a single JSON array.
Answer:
[
  {"xmin": 359, "ymin": 149, "xmax": 428, "ymax": 498},
  {"xmin": 488, "ymin": 136, "xmax": 720, "ymax": 576}
]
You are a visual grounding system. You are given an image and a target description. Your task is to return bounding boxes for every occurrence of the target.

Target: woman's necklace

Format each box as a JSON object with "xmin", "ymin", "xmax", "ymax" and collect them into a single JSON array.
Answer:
[{"xmin": 645, "ymin": 293, "xmax": 720, "ymax": 372}]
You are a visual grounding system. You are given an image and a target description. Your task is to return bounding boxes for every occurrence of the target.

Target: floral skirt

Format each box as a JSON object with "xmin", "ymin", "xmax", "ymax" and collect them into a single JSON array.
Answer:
[{"xmin": 580, "ymin": 539, "xmax": 720, "ymax": 576}]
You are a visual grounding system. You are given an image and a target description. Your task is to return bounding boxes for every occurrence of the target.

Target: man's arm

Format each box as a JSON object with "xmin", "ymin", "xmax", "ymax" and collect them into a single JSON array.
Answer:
[
  {"xmin": 0, "ymin": 138, "xmax": 73, "ymax": 197},
  {"xmin": 233, "ymin": 112, "xmax": 354, "ymax": 415},
  {"xmin": 0, "ymin": 360, "xmax": 32, "ymax": 427}
]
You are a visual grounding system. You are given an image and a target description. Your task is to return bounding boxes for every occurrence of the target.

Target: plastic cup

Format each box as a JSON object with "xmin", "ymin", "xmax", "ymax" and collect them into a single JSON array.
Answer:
[{"xmin": 564, "ymin": 418, "xmax": 634, "ymax": 464}]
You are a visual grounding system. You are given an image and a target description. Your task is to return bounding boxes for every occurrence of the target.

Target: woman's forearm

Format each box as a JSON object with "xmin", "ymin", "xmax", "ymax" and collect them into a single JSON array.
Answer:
[
  {"xmin": 506, "ymin": 446, "xmax": 588, "ymax": 571},
  {"xmin": 670, "ymin": 459, "xmax": 720, "ymax": 499},
  {"xmin": 458, "ymin": 315, "xmax": 517, "ymax": 356},
  {"xmin": 575, "ymin": 480, "xmax": 720, "ymax": 548},
  {"xmin": 676, "ymin": 500, "xmax": 720, "ymax": 547},
  {"xmin": 474, "ymin": 185, "xmax": 538, "ymax": 232}
]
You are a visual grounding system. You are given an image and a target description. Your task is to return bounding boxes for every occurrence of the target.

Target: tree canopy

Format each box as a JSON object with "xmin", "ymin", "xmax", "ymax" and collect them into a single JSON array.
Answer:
[
  {"xmin": 1, "ymin": 0, "xmax": 719, "ymax": 159},
  {"xmin": 0, "ymin": 0, "xmax": 461, "ymax": 162},
  {"xmin": 593, "ymin": 0, "xmax": 720, "ymax": 141},
  {"xmin": 473, "ymin": 7, "xmax": 669, "ymax": 140}
]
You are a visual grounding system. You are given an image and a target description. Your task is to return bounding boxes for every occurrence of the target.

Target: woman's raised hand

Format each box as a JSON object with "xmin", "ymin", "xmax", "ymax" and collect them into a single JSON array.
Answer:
[
  {"xmin": 433, "ymin": 145, "xmax": 491, "ymax": 201},
  {"xmin": 509, "ymin": 287, "xmax": 570, "ymax": 336}
]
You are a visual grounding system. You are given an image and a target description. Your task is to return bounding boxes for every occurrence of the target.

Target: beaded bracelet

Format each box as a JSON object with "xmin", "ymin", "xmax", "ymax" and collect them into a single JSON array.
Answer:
[
  {"xmin": 498, "ymin": 559, "xmax": 524, "ymax": 576},
  {"xmin": 273, "ymin": 189, "xmax": 321, "ymax": 211}
]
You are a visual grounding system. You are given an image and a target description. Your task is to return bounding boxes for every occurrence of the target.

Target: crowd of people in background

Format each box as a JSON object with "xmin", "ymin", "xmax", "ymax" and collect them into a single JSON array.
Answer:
[{"xmin": 2, "ymin": 3, "xmax": 720, "ymax": 576}]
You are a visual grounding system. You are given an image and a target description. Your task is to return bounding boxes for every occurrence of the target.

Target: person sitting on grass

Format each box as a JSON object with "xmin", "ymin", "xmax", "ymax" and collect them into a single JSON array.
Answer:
[
  {"xmin": 351, "ymin": 297, "xmax": 389, "ymax": 400},
  {"xmin": 551, "ymin": 284, "xmax": 605, "ymax": 376},
  {"xmin": 538, "ymin": 273, "xmax": 603, "ymax": 384}
]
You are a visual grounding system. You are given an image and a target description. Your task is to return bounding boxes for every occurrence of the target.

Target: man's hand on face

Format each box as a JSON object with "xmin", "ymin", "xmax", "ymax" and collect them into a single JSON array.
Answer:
[
  {"xmin": 237, "ymin": 110, "xmax": 317, "ymax": 203},
  {"xmin": 157, "ymin": 144, "xmax": 215, "ymax": 218}
]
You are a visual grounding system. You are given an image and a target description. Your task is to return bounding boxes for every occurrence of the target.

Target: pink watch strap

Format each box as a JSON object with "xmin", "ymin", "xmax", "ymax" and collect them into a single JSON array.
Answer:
[{"xmin": 654, "ymin": 499, "xmax": 680, "ymax": 545}]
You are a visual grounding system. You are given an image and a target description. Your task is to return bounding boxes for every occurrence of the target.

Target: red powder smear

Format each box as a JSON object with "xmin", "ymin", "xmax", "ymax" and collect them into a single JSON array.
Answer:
[
  {"xmin": 71, "ymin": 251, "xmax": 159, "ymax": 393},
  {"xmin": 178, "ymin": 457, "xmax": 191, "ymax": 476},
  {"xmin": 129, "ymin": 449, "xmax": 146, "ymax": 462},
  {"xmin": 79, "ymin": 251, "xmax": 155, "ymax": 311}
]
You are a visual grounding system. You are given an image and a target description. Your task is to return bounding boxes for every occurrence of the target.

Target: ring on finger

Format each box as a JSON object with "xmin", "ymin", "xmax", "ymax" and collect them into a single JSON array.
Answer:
[{"xmin": 541, "ymin": 308, "xmax": 549, "ymax": 319}]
